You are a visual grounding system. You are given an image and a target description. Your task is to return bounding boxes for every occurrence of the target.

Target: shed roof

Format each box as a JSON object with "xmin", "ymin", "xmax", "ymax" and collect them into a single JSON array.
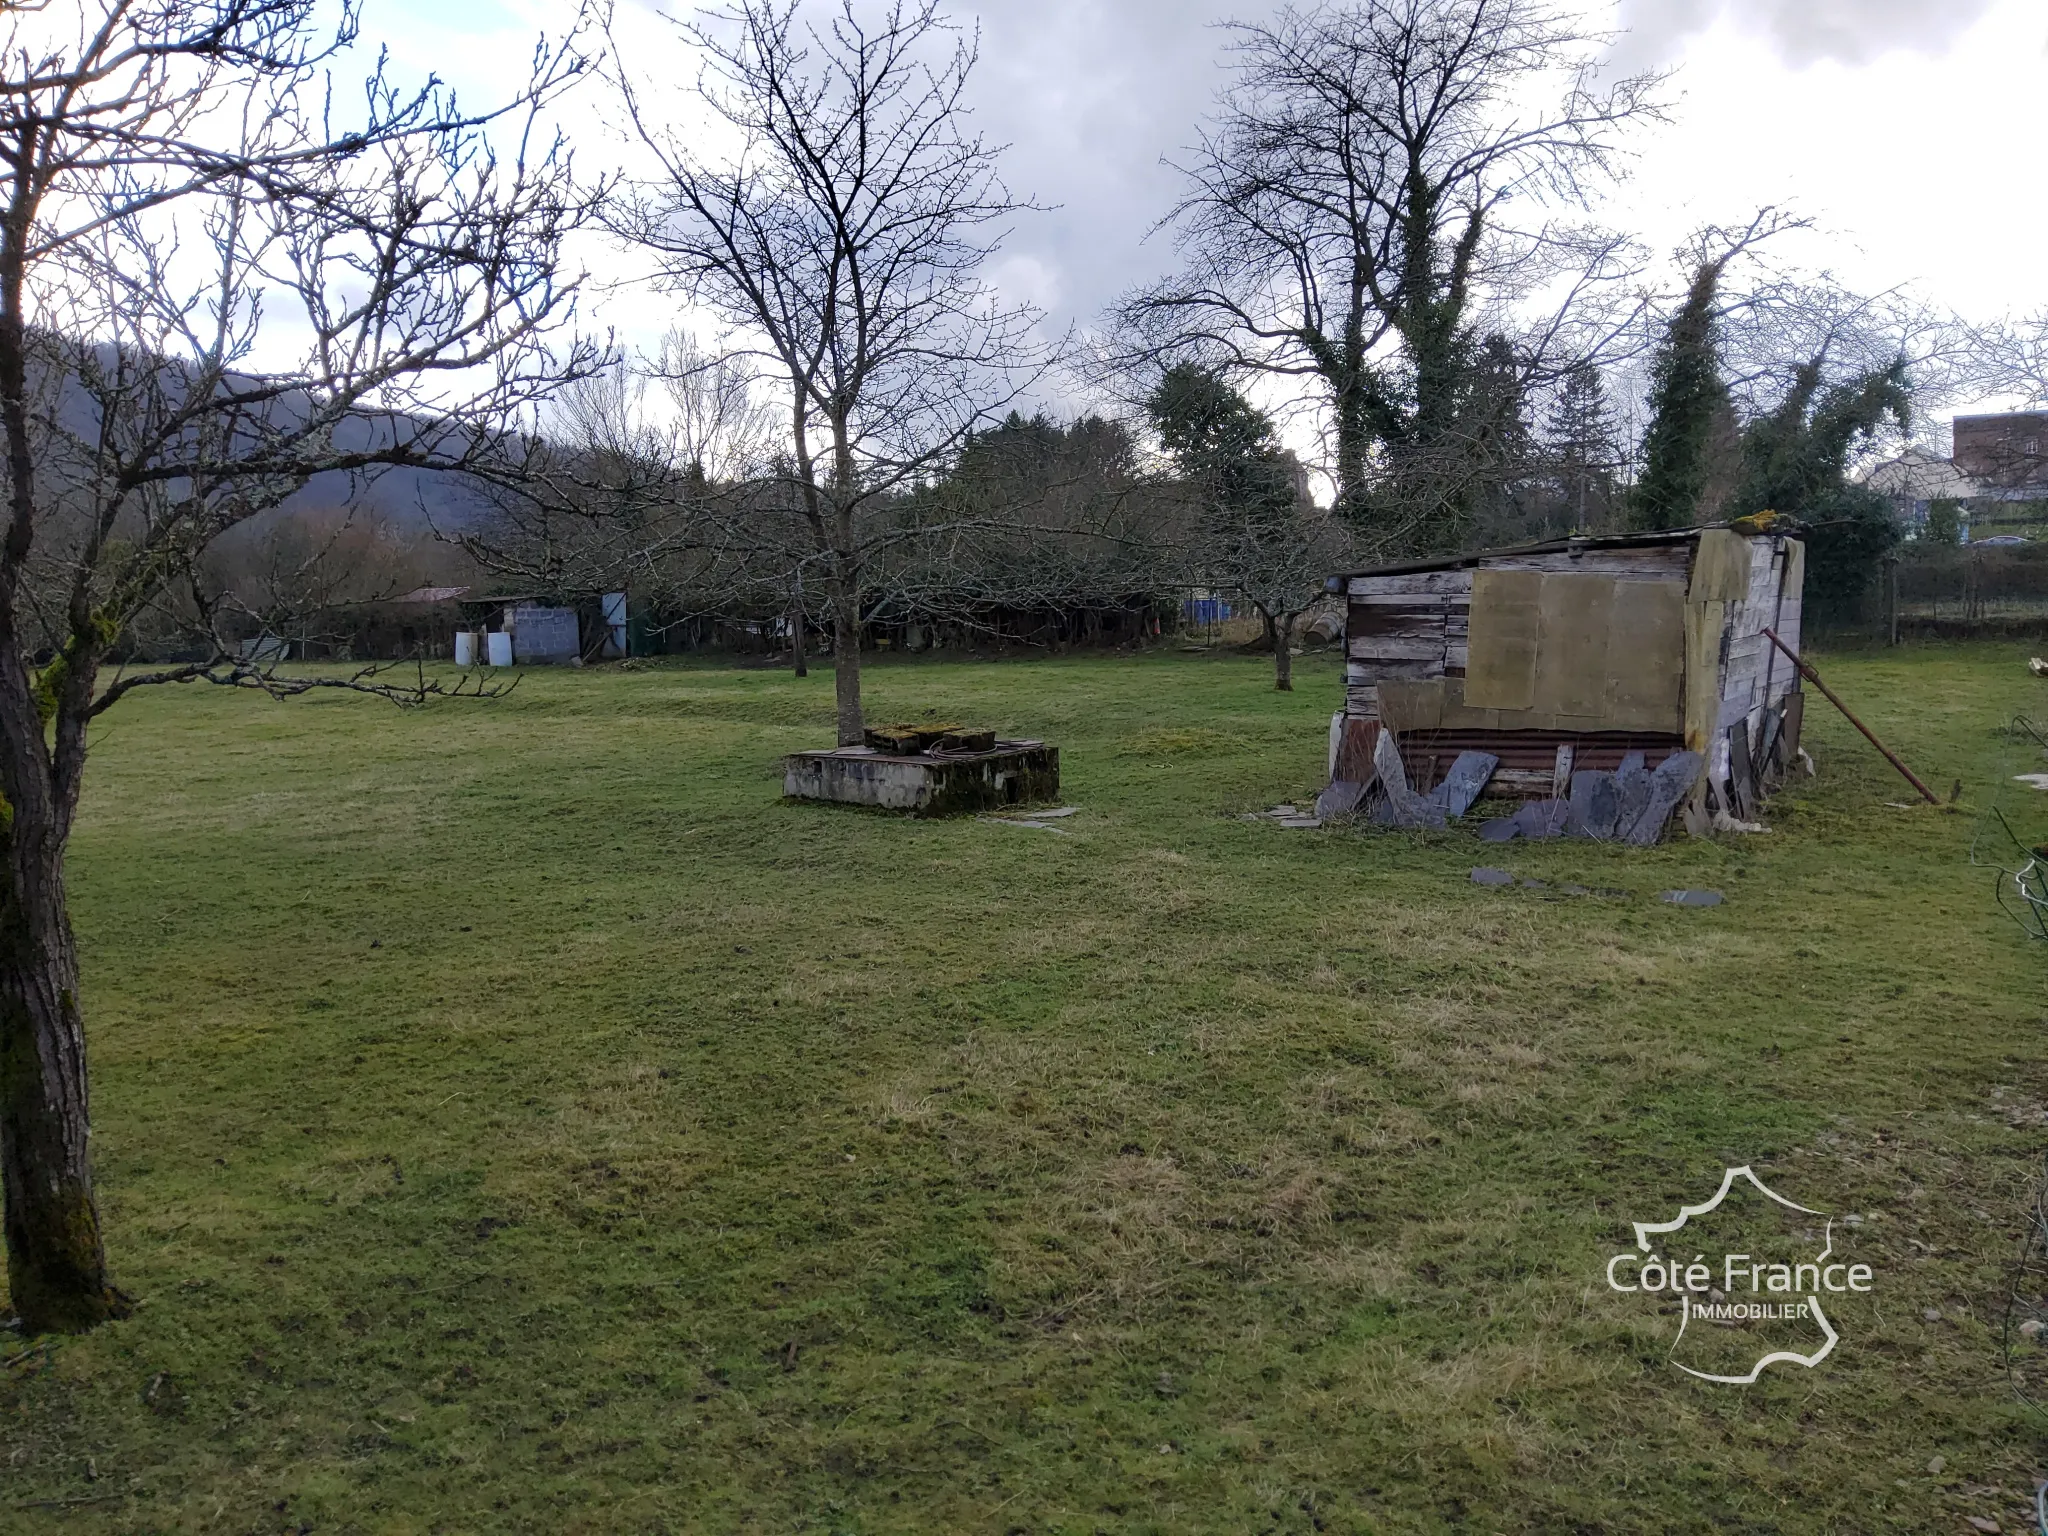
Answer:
[
  {"xmin": 389, "ymin": 584, "xmax": 472, "ymax": 605},
  {"xmin": 1325, "ymin": 525, "xmax": 1726, "ymax": 586}
]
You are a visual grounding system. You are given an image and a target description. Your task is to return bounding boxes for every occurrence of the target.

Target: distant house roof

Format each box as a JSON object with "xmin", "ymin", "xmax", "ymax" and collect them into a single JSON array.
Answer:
[
  {"xmin": 1859, "ymin": 449, "xmax": 1981, "ymax": 502},
  {"xmin": 390, "ymin": 585, "xmax": 471, "ymax": 605}
]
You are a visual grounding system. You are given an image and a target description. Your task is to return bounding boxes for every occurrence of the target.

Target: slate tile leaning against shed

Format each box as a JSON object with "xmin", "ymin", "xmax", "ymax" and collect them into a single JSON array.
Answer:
[
  {"xmin": 1514, "ymin": 798, "xmax": 1572, "ymax": 840},
  {"xmin": 1623, "ymin": 750, "xmax": 1705, "ymax": 846},
  {"xmin": 1431, "ymin": 751, "xmax": 1500, "ymax": 819},
  {"xmin": 1613, "ymin": 750, "xmax": 1651, "ymax": 831},
  {"xmin": 1316, "ymin": 779, "xmax": 1366, "ymax": 821},
  {"xmin": 1567, "ymin": 769, "xmax": 1621, "ymax": 839},
  {"xmin": 1368, "ymin": 728, "xmax": 1448, "ymax": 828}
]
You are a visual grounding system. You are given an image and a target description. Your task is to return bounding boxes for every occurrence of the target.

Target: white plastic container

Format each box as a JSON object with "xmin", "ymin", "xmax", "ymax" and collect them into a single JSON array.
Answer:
[
  {"xmin": 454, "ymin": 631, "xmax": 476, "ymax": 667},
  {"xmin": 486, "ymin": 631, "xmax": 513, "ymax": 667}
]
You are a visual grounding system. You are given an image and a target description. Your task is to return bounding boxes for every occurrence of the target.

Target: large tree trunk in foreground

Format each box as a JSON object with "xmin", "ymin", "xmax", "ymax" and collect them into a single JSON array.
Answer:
[
  {"xmin": 0, "ymin": 144, "xmax": 121, "ymax": 1336},
  {"xmin": 0, "ymin": 823, "xmax": 125, "ymax": 1333}
]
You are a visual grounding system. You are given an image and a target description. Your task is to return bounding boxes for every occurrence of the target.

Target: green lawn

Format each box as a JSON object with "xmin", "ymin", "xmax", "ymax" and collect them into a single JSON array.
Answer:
[{"xmin": 4, "ymin": 642, "xmax": 2047, "ymax": 1533}]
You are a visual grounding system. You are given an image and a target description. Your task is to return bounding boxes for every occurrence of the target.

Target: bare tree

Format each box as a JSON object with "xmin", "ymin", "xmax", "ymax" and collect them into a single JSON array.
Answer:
[
  {"xmin": 195, "ymin": 505, "xmax": 464, "ymax": 655},
  {"xmin": 658, "ymin": 331, "xmax": 781, "ymax": 486},
  {"xmin": 1203, "ymin": 489, "xmax": 1351, "ymax": 691},
  {"xmin": 0, "ymin": 0, "xmax": 597, "ymax": 1334},
  {"xmin": 1538, "ymin": 358, "xmax": 1619, "ymax": 531},
  {"xmin": 1116, "ymin": 0, "xmax": 1662, "ymax": 557},
  {"xmin": 604, "ymin": 0, "xmax": 1053, "ymax": 743}
]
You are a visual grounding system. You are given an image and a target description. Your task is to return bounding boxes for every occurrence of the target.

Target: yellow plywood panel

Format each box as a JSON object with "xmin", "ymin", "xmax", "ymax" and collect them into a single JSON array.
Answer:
[
  {"xmin": 1464, "ymin": 568, "xmax": 1543, "ymax": 709},
  {"xmin": 1602, "ymin": 578, "xmax": 1687, "ymax": 729},
  {"xmin": 1689, "ymin": 529, "xmax": 1750, "ymax": 604},
  {"xmin": 1531, "ymin": 572, "xmax": 1615, "ymax": 717},
  {"xmin": 1683, "ymin": 598, "xmax": 1725, "ymax": 753},
  {"xmin": 1377, "ymin": 678, "xmax": 1447, "ymax": 731}
]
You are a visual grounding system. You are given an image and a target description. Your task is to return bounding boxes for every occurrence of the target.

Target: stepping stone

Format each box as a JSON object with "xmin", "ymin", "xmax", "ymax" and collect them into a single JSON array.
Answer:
[
  {"xmin": 1278, "ymin": 816, "xmax": 1323, "ymax": 829},
  {"xmin": 1661, "ymin": 889, "xmax": 1724, "ymax": 907},
  {"xmin": 1470, "ymin": 867, "xmax": 1515, "ymax": 886}
]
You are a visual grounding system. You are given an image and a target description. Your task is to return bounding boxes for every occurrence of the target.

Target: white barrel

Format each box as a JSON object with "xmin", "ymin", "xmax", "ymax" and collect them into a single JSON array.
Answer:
[
  {"xmin": 487, "ymin": 631, "xmax": 513, "ymax": 667},
  {"xmin": 454, "ymin": 631, "xmax": 476, "ymax": 667}
]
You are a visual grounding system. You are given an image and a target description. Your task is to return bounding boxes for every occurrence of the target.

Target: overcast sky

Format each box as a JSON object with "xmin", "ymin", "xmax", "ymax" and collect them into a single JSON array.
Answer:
[{"xmin": 389, "ymin": 0, "xmax": 2048, "ymax": 423}]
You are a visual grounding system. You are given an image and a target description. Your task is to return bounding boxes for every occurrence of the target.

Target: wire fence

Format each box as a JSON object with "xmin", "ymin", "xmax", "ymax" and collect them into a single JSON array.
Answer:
[{"xmin": 1882, "ymin": 545, "xmax": 2048, "ymax": 637}]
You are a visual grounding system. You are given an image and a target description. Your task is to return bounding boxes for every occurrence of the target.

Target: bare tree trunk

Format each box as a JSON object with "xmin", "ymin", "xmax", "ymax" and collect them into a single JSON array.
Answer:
[
  {"xmin": 828, "ymin": 432, "xmax": 864, "ymax": 746},
  {"xmin": 830, "ymin": 561, "xmax": 863, "ymax": 745},
  {"xmin": 790, "ymin": 603, "xmax": 807, "ymax": 677},
  {"xmin": 0, "ymin": 142, "xmax": 121, "ymax": 1334},
  {"xmin": 0, "ymin": 813, "xmax": 124, "ymax": 1333},
  {"xmin": 1273, "ymin": 612, "xmax": 1296, "ymax": 691}
]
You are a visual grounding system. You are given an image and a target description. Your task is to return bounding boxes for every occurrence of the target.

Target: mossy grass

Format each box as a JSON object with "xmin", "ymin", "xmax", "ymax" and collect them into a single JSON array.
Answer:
[{"xmin": 2, "ymin": 642, "xmax": 2044, "ymax": 1531}]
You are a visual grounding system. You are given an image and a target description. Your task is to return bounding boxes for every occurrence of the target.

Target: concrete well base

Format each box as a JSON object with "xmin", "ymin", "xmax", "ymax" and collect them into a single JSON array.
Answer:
[{"xmin": 783, "ymin": 741, "xmax": 1059, "ymax": 816}]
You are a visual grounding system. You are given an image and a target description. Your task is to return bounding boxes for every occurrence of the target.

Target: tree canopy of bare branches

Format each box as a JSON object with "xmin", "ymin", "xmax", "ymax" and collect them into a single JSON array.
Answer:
[
  {"xmin": 1116, "ymin": 0, "xmax": 1662, "ymax": 557},
  {"xmin": 603, "ymin": 0, "xmax": 1055, "ymax": 743},
  {"xmin": 0, "ymin": 0, "xmax": 599, "ymax": 1334}
]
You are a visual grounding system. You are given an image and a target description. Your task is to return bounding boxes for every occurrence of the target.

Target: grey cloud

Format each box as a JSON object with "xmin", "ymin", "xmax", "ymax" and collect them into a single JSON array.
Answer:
[
  {"xmin": 961, "ymin": 0, "xmax": 2004, "ymax": 413},
  {"xmin": 967, "ymin": 1, "xmax": 1241, "ymax": 352},
  {"xmin": 1609, "ymin": 0, "xmax": 1999, "ymax": 70}
]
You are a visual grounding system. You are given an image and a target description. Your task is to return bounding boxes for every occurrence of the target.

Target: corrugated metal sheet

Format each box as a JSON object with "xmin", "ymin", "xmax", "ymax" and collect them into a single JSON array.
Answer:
[{"xmin": 1395, "ymin": 730, "xmax": 1687, "ymax": 797}]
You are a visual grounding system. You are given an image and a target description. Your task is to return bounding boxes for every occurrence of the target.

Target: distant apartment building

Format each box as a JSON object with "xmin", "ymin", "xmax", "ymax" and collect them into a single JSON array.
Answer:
[
  {"xmin": 1952, "ymin": 411, "xmax": 2048, "ymax": 492},
  {"xmin": 1861, "ymin": 411, "xmax": 2048, "ymax": 540}
]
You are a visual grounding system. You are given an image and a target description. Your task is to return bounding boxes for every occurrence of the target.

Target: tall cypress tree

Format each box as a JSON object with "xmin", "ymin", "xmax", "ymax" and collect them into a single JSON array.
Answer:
[{"xmin": 1632, "ymin": 256, "xmax": 1735, "ymax": 530}]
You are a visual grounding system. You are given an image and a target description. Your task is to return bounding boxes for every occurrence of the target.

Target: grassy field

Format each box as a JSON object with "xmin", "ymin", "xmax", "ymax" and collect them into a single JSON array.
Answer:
[{"xmin": 3, "ymin": 641, "xmax": 2047, "ymax": 1533}]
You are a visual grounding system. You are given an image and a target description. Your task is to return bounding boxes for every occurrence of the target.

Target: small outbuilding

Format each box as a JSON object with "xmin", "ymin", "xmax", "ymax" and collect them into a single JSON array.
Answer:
[{"xmin": 1325, "ymin": 524, "xmax": 1806, "ymax": 838}]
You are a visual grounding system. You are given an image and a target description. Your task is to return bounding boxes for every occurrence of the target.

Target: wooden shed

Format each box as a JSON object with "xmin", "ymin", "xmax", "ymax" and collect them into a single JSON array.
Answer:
[{"xmin": 1326, "ymin": 525, "xmax": 1807, "ymax": 835}]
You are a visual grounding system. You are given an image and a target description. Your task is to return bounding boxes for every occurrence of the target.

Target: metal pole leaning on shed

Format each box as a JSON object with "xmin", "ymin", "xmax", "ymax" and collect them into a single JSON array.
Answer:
[{"xmin": 1760, "ymin": 628, "xmax": 1939, "ymax": 804}]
